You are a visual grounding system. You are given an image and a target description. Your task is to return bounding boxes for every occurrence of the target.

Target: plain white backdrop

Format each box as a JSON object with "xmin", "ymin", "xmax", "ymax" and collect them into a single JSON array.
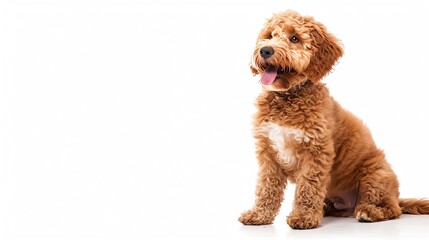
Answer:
[{"xmin": 1, "ymin": 0, "xmax": 429, "ymax": 239}]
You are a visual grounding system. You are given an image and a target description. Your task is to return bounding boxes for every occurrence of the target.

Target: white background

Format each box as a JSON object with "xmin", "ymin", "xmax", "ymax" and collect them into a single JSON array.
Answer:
[{"xmin": 1, "ymin": 0, "xmax": 429, "ymax": 239}]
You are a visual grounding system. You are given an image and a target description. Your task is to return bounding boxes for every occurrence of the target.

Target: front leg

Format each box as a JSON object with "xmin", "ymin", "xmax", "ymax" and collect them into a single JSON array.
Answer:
[
  {"xmin": 239, "ymin": 137, "xmax": 287, "ymax": 225},
  {"xmin": 287, "ymin": 144, "xmax": 333, "ymax": 229}
]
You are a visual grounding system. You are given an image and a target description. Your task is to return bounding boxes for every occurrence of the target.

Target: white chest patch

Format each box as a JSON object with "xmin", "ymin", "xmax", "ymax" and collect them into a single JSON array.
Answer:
[{"xmin": 259, "ymin": 122, "xmax": 310, "ymax": 165}]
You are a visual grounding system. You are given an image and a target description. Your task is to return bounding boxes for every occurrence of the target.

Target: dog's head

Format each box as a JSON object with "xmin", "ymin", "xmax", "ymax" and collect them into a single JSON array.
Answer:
[{"xmin": 251, "ymin": 10, "xmax": 343, "ymax": 91}]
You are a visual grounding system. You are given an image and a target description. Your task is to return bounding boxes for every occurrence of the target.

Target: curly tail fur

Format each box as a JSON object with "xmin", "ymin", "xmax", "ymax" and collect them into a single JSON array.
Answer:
[{"xmin": 399, "ymin": 198, "xmax": 429, "ymax": 214}]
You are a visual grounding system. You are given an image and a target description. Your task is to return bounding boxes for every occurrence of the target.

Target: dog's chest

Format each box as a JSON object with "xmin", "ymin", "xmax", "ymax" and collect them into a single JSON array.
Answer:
[{"xmin": 259, "ymin": 122, "xmax": 309, "ymax": 166}]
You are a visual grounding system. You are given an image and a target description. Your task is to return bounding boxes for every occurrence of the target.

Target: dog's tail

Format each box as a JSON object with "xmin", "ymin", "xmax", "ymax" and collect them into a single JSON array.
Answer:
[{"xmin": 399, "ymin": 198, "xmax": 429, "ymax": 214}]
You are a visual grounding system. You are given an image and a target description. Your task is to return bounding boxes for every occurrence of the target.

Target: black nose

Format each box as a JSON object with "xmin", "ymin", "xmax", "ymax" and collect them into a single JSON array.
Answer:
[{"xmin": 260, "ymin": 46, "xmax": 274, "ymax": 59}]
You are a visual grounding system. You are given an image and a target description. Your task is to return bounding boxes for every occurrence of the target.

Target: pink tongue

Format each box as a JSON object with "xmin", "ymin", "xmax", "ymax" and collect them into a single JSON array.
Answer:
[{"xmin": 261, "ymin": 70, "xmax": 277, "ymax": 85}]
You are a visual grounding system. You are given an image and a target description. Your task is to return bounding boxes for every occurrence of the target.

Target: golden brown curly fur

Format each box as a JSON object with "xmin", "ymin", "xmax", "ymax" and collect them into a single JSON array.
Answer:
[{"xmin": 239, "ymin": 10, "xmax": 429, "ymax": 229}]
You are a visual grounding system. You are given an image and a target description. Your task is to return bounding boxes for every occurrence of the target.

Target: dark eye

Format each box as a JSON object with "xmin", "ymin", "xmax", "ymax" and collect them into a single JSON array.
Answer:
[{"xmin": 290, "ymin": 36, "xmax": 299, "ymax": 43}]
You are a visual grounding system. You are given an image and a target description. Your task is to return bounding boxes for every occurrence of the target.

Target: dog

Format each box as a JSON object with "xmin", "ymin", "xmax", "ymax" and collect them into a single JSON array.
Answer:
[{"xmin": 239, "ymin": 10, "xmax": 429, "ymax": 229}]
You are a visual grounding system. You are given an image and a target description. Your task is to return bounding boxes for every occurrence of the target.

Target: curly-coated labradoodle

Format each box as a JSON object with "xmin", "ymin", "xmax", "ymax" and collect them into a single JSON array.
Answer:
[{"xmin": 239, "ymin": 10, "xmax": 429, "ymax": 229}]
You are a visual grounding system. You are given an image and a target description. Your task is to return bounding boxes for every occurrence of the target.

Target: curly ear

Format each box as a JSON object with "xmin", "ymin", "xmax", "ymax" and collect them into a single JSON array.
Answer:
[{"xmin": 306, "ymin": 23, "xmax": 344, "ymax": 82}]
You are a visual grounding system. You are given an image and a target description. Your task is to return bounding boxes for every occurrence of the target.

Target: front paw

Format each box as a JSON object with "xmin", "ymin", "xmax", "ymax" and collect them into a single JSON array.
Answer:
[
  {"xmin": 287, "ymin": 212, "xmax": 321, "ymax": 229},
  {"xmin": 238, "ymin": 209, "xmax": 274, "ymax": 225}
]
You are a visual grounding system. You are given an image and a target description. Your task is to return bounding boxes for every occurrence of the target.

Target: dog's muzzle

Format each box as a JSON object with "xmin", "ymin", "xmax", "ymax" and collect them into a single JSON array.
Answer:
[{"xmin": 260, "ymin": 46, "xmax": 274, "ymax": 59}]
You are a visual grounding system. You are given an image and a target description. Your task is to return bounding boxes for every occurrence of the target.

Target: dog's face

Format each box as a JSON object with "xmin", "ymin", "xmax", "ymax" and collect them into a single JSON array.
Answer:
[{"xmin": 251, "ymin": 10, "xmax": 344, "ymax": 91}]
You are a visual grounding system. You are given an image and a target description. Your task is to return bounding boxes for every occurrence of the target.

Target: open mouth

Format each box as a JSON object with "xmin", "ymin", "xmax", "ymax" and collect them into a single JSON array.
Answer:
[{"xmin": 260, "ymin": 65, "xmax": 297, "ymax": 85}]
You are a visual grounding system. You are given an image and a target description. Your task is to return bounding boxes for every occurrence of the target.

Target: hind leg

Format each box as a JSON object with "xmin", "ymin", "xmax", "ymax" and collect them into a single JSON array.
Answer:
[
  {"xmin": 354, "ymin": 161, "xmax": 402, "ymax": 222},
  {"xmin": 324, "ymin": 198, "xmax": 354, "ymax": 217}
]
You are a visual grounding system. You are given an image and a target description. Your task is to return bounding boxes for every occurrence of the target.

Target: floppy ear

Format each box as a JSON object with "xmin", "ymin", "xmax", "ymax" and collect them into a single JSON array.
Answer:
[{"xmin": 306, "ymin": 22, "xmax": 344, "ymax": 82}]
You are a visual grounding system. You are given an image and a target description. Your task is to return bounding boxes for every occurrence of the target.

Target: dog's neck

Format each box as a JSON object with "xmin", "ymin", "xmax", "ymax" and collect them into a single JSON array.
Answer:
[{"xmin": 272, "ymin": 80, "xmax": 315, "ymax": 98}]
